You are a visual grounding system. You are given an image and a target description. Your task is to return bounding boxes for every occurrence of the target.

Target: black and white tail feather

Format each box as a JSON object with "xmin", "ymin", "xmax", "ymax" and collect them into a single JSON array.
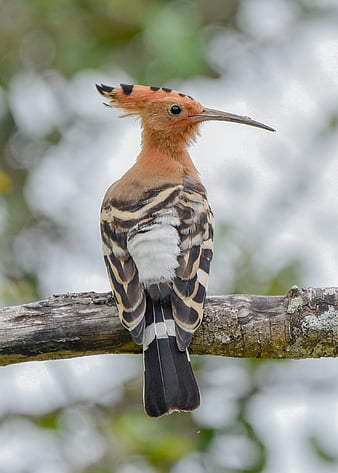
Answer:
[{"xmin": 143, "ymin": 294, "xmax": 199, "ymax": 417}]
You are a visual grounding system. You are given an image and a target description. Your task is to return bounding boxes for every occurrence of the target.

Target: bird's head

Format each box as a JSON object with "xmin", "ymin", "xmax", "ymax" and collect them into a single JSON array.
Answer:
[{"xmin": 96, "ymin": 83, "xmax": 274, "ymax": 148}]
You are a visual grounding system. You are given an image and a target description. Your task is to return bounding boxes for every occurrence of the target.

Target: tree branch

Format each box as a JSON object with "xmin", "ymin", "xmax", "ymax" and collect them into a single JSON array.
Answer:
[{"xmin": 1, "ymin": 286, "xmax": 338, "ymax": 366}]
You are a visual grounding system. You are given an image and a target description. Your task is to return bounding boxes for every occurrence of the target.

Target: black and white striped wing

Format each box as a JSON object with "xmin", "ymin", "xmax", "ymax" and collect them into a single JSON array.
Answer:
[
  {"xmin": 100, "ymin": 184, "xmax": 184, "ymax": 345},
  {"xmin": 100, "ymin": 208, "xmax": 146, "ymax": 344},
  {"xmin": 172, "ymin": 180, "xmax": 214, "ymax": 351}
]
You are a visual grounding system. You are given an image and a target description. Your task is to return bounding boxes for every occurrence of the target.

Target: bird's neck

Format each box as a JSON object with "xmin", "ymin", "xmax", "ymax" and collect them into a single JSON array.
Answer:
[
  {"xmin": 104, "ymin": 136, "xmax": 200, "ymax": 205},
  {"xmin": 137, "ymin": 134, "xmax": 200, "ymax": 182},
  {"xmin": 136, "ymin": 145, "xmax": 199, "ymax": 182}
]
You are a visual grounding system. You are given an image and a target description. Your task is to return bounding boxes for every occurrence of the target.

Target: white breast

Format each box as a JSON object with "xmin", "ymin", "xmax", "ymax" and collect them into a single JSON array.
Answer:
[{"xmin": 127, "ymin": 209, "xmax": 180, "ymax": 287}]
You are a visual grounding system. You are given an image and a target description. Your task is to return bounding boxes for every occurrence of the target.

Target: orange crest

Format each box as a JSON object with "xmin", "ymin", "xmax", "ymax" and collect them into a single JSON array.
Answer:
[{"xmin": 96, "ymin": 83, "xmax": 200, "ymax": 114}]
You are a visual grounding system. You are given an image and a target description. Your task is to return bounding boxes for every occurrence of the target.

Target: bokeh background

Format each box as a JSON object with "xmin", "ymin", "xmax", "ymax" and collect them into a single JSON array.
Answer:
[{"xmin": 1, "ymin": 0, "xmax": 338, "ymax": 472}]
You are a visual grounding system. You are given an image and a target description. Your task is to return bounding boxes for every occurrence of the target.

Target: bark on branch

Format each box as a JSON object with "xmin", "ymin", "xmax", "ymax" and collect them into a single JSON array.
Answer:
[{"xmin": 1, "ymin": 286, "xmax": 338, "ymax": 366}]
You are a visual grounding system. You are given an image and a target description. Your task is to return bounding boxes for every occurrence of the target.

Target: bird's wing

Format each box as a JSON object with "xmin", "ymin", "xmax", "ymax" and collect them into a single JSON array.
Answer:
[
  {"xmin": 172, "ymin": 176, "xmax": 214, "ymax": 350},
  {"xmin": 101, "ymin": 204, "xmax": 146, "ymax": 344},
  {"xmin": 100, "ymin": 183, "xmax": 184, "ymax": 344}
]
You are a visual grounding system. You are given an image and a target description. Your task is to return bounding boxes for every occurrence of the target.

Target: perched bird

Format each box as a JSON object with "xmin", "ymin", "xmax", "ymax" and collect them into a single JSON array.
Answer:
[{"xmin": 96, "ymin": 83, "xmax": 274, "ymax": 417}]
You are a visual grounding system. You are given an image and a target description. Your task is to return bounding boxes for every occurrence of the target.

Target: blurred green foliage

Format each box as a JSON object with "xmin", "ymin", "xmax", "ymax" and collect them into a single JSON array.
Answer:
[
  {"xmin": 0, "ymin": 0, "xmax": 229, "ymax": 84},
  {"xmin": 309, "ymin": 436, "xmax": 338, "ymax": 464},
  {"xmin": 111, "ymin": 413, "xmax": 196, "ymax": 466}
]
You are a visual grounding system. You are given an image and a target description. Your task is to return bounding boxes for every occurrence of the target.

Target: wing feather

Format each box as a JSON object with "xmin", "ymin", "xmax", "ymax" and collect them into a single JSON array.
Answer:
[
  {"xmin": 101, "ymin": 219, "xmax": 146, "ymax": 343},
  {"xmin": 171, "ymin": 177, "xmax": 214, "ymax": 351}
]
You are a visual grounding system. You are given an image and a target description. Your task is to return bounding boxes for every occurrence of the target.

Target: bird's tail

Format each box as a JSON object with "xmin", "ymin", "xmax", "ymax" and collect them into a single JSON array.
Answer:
[{"xmin": 143, "ymin": 295, "xmax": 200, "ymax": 417}]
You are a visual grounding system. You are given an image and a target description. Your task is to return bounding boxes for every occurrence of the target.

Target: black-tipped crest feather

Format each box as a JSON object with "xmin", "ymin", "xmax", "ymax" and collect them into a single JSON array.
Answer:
[{"xmin": 96, "ymin": 83, "xmax": 115, "ymax": 95}]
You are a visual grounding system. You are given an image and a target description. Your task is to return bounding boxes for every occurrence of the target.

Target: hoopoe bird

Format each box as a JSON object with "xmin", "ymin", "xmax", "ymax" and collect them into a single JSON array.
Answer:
[{"xmin": 96, "ymin": 83, "xmax": 274, "ymax": 417}]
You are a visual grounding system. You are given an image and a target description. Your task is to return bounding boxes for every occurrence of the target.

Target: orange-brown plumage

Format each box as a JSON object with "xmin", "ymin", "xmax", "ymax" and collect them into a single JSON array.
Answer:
[
  {"xmin": 98, "ymin": 84, "xmax": 206, "ymax": 204},
  {"xmin": 97, "ymin": 83, "xmax": 274, "ymax": 417}
]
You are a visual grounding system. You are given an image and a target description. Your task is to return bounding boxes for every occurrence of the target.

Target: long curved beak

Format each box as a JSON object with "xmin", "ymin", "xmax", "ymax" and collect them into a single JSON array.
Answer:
[{"xmin": 191, "ymin": 107, "xmax": 275, "ymax": 132}]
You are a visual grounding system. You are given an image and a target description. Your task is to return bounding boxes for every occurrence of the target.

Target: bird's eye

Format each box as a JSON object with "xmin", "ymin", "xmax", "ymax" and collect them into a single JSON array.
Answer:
[{"xmin": 170, "ymin": 105, "xmax": 182, "ymax": 115}]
